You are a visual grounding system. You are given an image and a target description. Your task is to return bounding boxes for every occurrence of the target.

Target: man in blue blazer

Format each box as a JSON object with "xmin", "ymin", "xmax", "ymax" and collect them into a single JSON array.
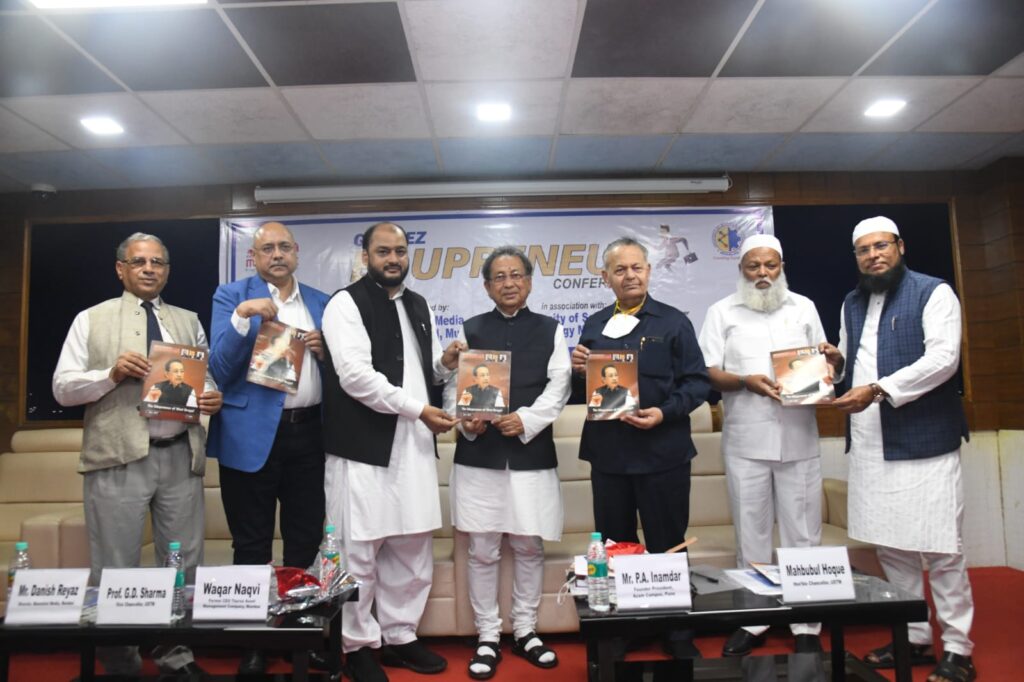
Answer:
[{"xmin": 208, "ymin": 221, "xmax": 330, "ymax": 675}]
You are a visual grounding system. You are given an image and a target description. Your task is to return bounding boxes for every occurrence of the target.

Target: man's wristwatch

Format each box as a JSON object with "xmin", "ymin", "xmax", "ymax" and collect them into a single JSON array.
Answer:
[{"xmin": 869, "ymin": 382, "xmax": 887, "ymax": 403}]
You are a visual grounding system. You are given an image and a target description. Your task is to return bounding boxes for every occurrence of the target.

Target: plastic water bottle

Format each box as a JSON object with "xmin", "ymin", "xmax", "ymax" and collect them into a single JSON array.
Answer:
[
  {"xmin": 7, "ymin": 541, "xmax": 30, "ymax": 600},
  {"xmin": 165, "ymin": 541, "xmax": 186, "ymax": 621},
  {"xmin": 319, "ymin": 524, "xmax": 341, "ymax": 592},
  {"xmin": 586, "ymin": 531, "xmax": 610, "ymax": 612}
]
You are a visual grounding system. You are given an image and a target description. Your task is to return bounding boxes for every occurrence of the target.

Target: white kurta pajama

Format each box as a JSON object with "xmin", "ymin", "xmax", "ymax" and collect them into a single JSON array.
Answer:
[
  {"xmin": 322, "ymin": 286, "xmax": 449, "ymax": 653},
  {"xmin": 838, "ymin": 283, "xmax": 974, "ymax": 656},
  {"xmin": 699, "ymin": 291, "xmax": 825, "ymax": 638},
  {"xmin": 444, "ymin": 320, "xmax": 570, "ymax": 641}
]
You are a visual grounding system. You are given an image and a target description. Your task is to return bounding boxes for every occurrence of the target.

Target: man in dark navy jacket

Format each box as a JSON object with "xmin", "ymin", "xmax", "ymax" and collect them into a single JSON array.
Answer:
[{"xmin": 572, "ymin": 237, "xmax": 710, "ymax": 659}]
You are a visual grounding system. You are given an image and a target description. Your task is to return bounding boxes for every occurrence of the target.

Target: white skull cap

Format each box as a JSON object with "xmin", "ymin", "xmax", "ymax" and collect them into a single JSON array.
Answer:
[
  {"xmin": 852, "ymin": 216, "xmax": 900, "ymax": 244},
  {"xmin": 739, "ymin": 234, "xmax": 783, "ymax": 260}
]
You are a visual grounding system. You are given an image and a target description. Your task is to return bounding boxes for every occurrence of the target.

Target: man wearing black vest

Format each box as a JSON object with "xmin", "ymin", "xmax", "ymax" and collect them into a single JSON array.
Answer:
[
  {"xmin": 321, "ymin": 222, "xmax": 461, "ymax": 682},
  {"xmin": 443, "ymin": 247, "xmax": 570, "ymax": 679},
  {"xmin": 572, "ymin": 237, "xmax": 710, "ymax": 660},
  {"xmin": 833, "ymin": 217, "xmax": 975, "ymax": 682}
]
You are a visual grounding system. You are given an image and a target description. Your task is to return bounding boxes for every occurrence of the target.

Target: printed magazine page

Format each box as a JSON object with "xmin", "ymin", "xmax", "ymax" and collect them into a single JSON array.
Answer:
[
  {"xmin": 456, "ymin": 350, "xmax": 511, "ymax": 421},
  {"xmin": 246, "ymin": 320, "xmax": 308, "ymax": 394},
  {"xmin": 140, "ymin": 342, "xmax": 207, "ymax": 423},
  {"xmin": 771, "ymin": 346, "xmax": 835, "ymax": 406},
  {"xmin": 586, "ymin": 351, "xmax": 639, "ymax": 421}
]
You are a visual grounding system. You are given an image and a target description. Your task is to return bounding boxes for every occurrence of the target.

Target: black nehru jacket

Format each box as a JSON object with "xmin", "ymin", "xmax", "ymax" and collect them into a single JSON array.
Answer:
[
  {"xmin": 321, "ymin": 276, "xmax": 436, "ymax": 467},
  {"xmin": 454, "ymin": 308, "xmax": 558, "ymax": 471}
]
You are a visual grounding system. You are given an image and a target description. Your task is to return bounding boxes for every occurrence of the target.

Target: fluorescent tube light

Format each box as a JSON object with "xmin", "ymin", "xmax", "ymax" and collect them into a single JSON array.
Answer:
[
  {"xmin": 255, "ymin": 178, "xmax": 733, "ymax": 204},
  {"xmin": 32, "ymin": 0, "xmax": 206, "ymax": 7}
]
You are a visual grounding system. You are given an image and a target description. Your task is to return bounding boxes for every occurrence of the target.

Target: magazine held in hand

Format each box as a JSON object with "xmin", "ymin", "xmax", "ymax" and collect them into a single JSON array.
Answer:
[
  {"xmin": 140, "ymin": 342, "xmax": 207, "ymax": 423},
  {"xmin": 586, "ymin": 351, "xmax": 640, "ymax": 420},
  {"xmin": 455, "ymin": 350, "xmax": 511, "ymax": 421},
  {"xmin": 771, "ymin": 346, "xmax": 835, "ymax": 406},
  {"xmin": 247, "ymin": 320, "xmax": 307, "ymax": 394}
]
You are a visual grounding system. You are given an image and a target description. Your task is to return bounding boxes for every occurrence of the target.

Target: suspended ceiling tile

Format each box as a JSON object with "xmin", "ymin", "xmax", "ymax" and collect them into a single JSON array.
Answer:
[
  {"xmin": 803, "ymin": 77, "xmax": 981, "ymax": 132},
  {"xmin": 683, "ymin": 78, "xmax": 845, "ymax": 133},
  {"xmin": 0, "ymin": 105, "xmax": 69, "ymax": 153},
  {"xmin": 282, "ymin": 84, "xmax": 430, "ymax": 140},
  {"xmin": 3, "ymin": 93, "xmax": 188, "ymax": 148},
  {"xmin": 52, "ymin": 9, "xmax": 266, "ymax": 91},
  {"xmin": 405, "ymin": 0, "xmax": 577, "ymax": 81},
  {"xmin": 561, "ymin": 78, "xmax": 707, "ymax": 135},
  {"xmin": 141, "ymin": 88, "xmax": 307, "ymax": 144},
  {"xmin": 226, "ymin": 3, "xmax": 415, "ymax": 86},
  {"xmin": 865, "ymin": 0, "xmax": 1024, "ymax": 76},
  {"xmin": 0, "ymin": 15, "xmax": 120, "ymax": 97},
  {"xmin": 573, "ymin": 0, "xmax": 758, "ymax": 78},
  {"xmin": 918, "ymin": 78, "xmax": 1024, "ymax": 133}
]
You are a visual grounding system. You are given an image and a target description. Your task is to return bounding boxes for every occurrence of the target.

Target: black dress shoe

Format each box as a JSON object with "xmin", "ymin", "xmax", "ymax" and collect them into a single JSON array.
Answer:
[
  {"xmin": 238, "ymin": 649, "xmax": 267, "ymax": 675},
  {"xmin": 794, "ymin": 634, "xmax": 823, "ymax": 654},
  {"xmin": 722, "ymin": 629, "xmax": 766, "ymax": 657},
  {"xmin": 344, "ymin": 647, "xmax": 389, "ymax": 682},
  {"xmin": 380, "ymin": 639, "xmax": 447, "ymax": 674}
]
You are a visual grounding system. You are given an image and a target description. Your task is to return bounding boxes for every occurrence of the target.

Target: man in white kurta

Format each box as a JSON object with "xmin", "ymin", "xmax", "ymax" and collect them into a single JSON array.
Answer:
[
  {"xmin": 321, "ymin": 223, "xmax": 460, "ymax": 682},
  {"xmin": 442, "ymin": 248, "xmax": 570, "ymax": 679},
  {"xmin": 834, "ymin": 217, "xmax": 975, "ymax": 682},
  {"xmin": 699, "ymin": 234, "xmax": 837, "ymax": 657}
]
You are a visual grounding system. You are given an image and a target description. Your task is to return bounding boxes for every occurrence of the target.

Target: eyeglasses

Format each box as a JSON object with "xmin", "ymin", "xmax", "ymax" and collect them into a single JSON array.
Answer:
[
  {"xmin": 489, "ymin": 272, "xmax": 527, "ymax": 284},
  {"xmin": 257, "ymin": 242, "xmax": 295, "ymax": 255},
  {"xmin": 854, "ymin": 240, "xmax": 898, "ymax": 258},
  {"xmin": 121, "ymin": 257, "xmax": 169, "ymax": 269}
]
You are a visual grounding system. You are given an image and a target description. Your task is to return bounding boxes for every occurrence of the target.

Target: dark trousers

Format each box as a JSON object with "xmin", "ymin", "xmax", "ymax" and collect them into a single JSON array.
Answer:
[
  {"xmin": 219, "ymin": 415, "xmax": 326, "ymax": 568},
  {"xmin": 590, "ymin": 461, "xmax": 692, "ymax": 554}
]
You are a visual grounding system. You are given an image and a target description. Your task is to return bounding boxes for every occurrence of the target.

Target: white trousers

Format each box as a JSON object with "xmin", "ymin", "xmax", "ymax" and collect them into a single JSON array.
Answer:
[
  {"xmin": 341, "ymin": 530, "xmax": 434, "ymax": 653},
  {"xmin": 725, "ymin": 454, "xmax": 822, "ymax": 637},
  {"xmin": 876, "ymin": 545, "xmax": 974, "ymax": 656},
  {"xmin": 467, "ymin": 532, "xmax": 545, "ymax": 642}
]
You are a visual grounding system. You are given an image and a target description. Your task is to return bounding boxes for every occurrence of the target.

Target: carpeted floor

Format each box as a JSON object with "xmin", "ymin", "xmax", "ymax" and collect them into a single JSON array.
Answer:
[{"xmin": 7, "ymin": 567, "xmax": 1017, "ymax": 680}]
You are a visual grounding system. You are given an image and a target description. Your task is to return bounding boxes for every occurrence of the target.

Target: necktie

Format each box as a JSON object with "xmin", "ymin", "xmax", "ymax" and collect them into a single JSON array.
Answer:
[{"xmin": 141, "ymin": 300, "xmax": 164, "ymax": 351}]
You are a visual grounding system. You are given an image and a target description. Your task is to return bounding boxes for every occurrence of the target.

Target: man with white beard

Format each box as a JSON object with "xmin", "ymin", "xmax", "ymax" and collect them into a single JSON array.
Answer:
[{"xmin": 698, "ymin": 234, "xmax": 843, "ymax": 657}]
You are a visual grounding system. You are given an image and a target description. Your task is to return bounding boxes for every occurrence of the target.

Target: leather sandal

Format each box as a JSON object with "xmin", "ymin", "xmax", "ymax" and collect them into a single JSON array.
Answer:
[
  {"xmin": 863, "ymin": 641, "xmax": 936, "ymax": 669},
  {"xmin": 927, "ymin": 652, "xmax": 976, "ymax": 682},
  {"xmin": 468, "ymin": 641, "xmax": 501, "ymax": 681},
  {"xmin": 511, "ymin": 632, "xmax": 558, "ymax": 669}
]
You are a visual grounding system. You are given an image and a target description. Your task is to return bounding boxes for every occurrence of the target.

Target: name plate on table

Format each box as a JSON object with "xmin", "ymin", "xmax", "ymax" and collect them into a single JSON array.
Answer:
[
  {"xmin": 193, "ymin": 565, "xmax": 271, "ymax": 621},
  {"xmin": 97, "ymin": 567, "xmax": 176, "ymax": 625},
  {"xmin": 613, "ymin": 553, "xmax": 692, "ymax": 611},
  {"xmin": 777, "ymin": 546, "xmax": 856, "ymax": 603},
  {"xmin": 5, "ymin": 569, "xmax": 90, "ymax": 625}
]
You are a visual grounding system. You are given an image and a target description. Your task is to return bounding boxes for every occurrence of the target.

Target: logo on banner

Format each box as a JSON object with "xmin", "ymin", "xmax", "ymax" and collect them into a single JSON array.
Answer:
[{"xmin": 712, "ymin": 223, "xmax": 742, "ymax": 256}]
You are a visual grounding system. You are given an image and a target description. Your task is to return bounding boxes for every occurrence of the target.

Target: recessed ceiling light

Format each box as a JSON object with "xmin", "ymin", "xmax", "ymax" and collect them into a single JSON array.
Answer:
[
  {"xmin": 475, "ymin": 102, "xmax": 512, "ymax": 123},
  {"xmin": 80, "ymin": 117, "xmax": 125, "ymax": 135},
  {"xmin": 31, "ymin": 0, "xmax": 206, "ymax": 7},
  {"xmin": 864, "ymin": 99, "xmax": 907, "ymax": 118}
]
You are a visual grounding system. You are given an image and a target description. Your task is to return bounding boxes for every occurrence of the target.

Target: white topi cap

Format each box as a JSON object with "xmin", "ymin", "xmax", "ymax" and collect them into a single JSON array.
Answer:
[
  {"xmin": 739, "ymin": 234, "xmax": 783, "ymax": 260},
  {"xmin": 852, "ymin": 216, "xmax": 900, "ymax": 244}
]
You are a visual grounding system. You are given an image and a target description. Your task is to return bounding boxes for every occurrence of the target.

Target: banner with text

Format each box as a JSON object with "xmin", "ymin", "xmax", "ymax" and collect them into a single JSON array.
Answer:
[{"xmin": 220, "ymin": 208, "xmax": 774, "ymax": 345}]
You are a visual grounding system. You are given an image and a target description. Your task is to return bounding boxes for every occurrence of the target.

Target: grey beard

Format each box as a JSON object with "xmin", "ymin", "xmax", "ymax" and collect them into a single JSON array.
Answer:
[{"xmin": 737, "ymin": 271, "xmax": 789, "ymax": 312}]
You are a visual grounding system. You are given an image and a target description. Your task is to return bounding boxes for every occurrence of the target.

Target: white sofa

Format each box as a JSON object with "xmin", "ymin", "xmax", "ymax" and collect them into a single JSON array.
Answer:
[{"xmin": 1, "ymin": 403, "xmax": 878, "ymax": 627}]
